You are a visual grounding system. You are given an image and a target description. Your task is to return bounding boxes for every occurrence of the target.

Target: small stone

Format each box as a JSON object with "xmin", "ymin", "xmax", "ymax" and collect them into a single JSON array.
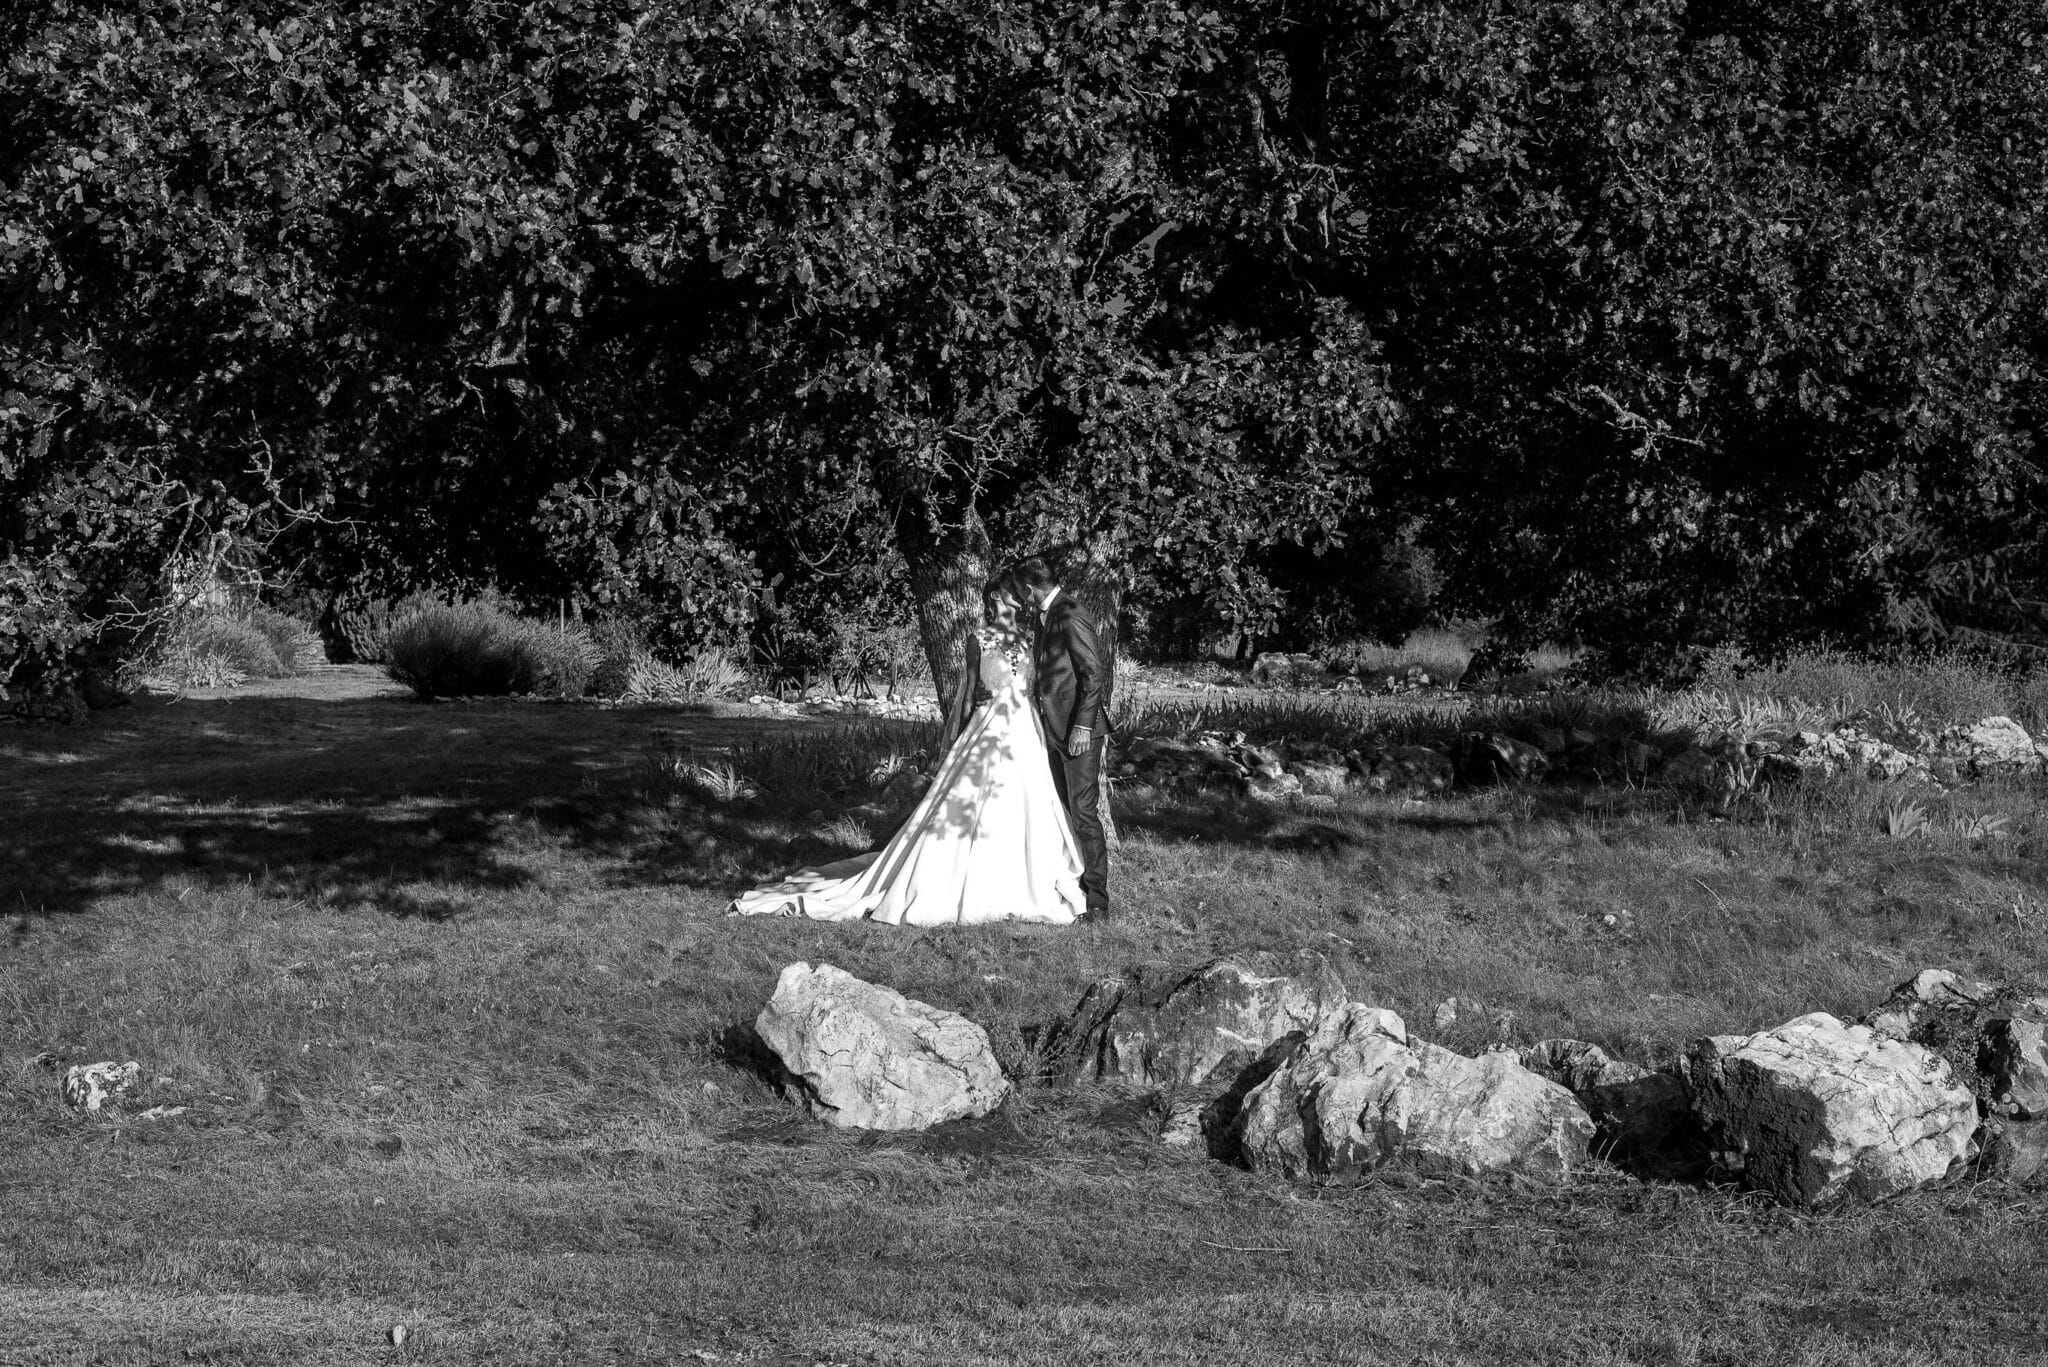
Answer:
[
  {"xmin": 62, "ymin": 1061, "xmax": 140, "ymax": 1113},
  {"xmin": 389, "ymin": 1324, "xmax": 409, "ymax": 1347},
  {"xmin": 1432, "ymin": 998, "xmax": 1459, "ymax": 1030},
  {"xmin": 136, "ymin": 1105, "xmax": 187, "ymax": 1122},
  {"xmin": 1159, "ymin": 1098, "xmax": 1205, "ymax": 1147}
]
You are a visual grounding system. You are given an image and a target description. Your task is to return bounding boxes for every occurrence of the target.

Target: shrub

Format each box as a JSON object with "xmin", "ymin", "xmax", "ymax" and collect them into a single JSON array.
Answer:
[
  {"xmin": 188, "ymin": 615, "xmax": 294, "ymax": 679},
  {"xmin": 383, "ymin": 601, "xmax": 599, "ymax": 700},
  {"xmin": 586, "ymin": 620, "xmax": 645, "ymax": 699},
  {"xmin": 582, "ymin": 618, "xmax": 749, "ymax": 703},
  {"xmin": 241, "ymin": 604, "xmax": 320, "ymax": 673},
  {"xmin": 323, "ymin": 590, "xmax": 443, "ymax": 665},
  {"xmin": 2017, "ymin": 673, "xmax": 2048, "ymax": 735}
]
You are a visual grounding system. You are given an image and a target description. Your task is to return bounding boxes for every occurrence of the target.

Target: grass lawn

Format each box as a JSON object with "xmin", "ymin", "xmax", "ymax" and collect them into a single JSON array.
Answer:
[{"xmin": 4, "ymin": 677, "xmax": 2048, "ymax": 1365}]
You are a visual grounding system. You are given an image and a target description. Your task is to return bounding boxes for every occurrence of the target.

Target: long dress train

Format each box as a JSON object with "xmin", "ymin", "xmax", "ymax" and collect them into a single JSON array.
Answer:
[{"xmin": 727, "ymin": 629, "xmax": 1085, "ymax": 925}]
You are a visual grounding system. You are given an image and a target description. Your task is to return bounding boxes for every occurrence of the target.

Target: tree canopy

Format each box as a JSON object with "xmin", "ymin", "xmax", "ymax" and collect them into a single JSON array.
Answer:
[{"xmin": 4, "ymin": 0, "xmax": 2044, "ymax": 701}]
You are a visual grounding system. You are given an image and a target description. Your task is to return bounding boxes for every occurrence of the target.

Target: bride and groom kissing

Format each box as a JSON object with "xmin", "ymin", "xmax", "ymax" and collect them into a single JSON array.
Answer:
[{"xmin": 731, "ymin": 556, "xmax": 1113, "ymax": 926}]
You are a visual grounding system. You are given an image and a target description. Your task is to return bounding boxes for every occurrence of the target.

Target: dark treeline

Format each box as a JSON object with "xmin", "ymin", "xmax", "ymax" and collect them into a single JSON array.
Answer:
[{"xmin": 4, "ymin": 0, "xmax": 2045, "ymax": 701}]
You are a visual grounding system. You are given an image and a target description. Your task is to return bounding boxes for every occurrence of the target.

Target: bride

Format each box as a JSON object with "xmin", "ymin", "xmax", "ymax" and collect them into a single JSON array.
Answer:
[{"xmin": 727, "ymin": 581, "xmax": 1087, "ymax": 924}]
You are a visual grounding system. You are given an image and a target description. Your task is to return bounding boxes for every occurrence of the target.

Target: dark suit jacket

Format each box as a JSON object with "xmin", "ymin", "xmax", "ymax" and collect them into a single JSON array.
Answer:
[{"xmin": 1033, "ymin": 593, "xmax": 1109, "ymax": 745}]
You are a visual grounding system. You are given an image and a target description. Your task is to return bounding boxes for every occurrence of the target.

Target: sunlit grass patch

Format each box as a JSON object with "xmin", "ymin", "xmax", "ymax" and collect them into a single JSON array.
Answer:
[{"xmin": 4, "ymin": 696, "xmax": 2048, "ymax": 1363}]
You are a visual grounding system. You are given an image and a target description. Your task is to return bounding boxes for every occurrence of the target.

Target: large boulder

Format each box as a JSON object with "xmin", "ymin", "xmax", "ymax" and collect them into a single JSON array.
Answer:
[
  {"xmin": 1679, "ymin": 1012, "xmax": 1975, "ymax": 1206},
  {"xmin": 753, "ymin": 963, "xmax": 1009, "ymax": 1130},
  {"xmin": 1518, "ymin": 1039, "xmax": 1691, "ymax": 1164},
  {"xmin": 1232, "ymin": 1004, "xmax": 1594, "ymax": 1182},
  {"xmin": 1057, "ymin": 955, "xmax": 1348, "ymax": 1091}
]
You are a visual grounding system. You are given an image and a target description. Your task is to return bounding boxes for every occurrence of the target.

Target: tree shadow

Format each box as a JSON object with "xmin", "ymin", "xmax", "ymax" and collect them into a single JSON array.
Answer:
[
  {"xmin": 1115, "ymin": 782, "xmax": 1642, "ymax": 853},
  {"xmin": 0, "ymin": 692, "xmax": 827, "ymax": 919}
]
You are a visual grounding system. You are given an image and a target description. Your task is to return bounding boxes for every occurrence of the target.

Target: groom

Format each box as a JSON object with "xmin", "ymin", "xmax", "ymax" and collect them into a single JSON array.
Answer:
[{"xmin": 1010, "ymin": 557, "xmax": 1112, "ymax": 920}]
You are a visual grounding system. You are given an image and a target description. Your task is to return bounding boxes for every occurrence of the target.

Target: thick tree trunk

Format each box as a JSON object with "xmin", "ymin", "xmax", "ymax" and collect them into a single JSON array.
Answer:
[{"xmin": 894, "ymin": 498, "xmax": 991, "ymax": 708}]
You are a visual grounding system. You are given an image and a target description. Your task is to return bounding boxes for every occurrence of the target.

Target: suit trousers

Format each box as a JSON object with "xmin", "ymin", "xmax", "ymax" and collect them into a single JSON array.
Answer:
[{"xmin": 1046, "ymin": 734, "xmax": 1109, "ymax": 915}]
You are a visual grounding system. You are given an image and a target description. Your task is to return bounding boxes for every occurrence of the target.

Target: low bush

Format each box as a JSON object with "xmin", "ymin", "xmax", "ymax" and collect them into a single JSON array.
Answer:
[
  {"xmin": 186, "ymin": 616, "xmax": 294, "ymax": 680},
  {"xmin": 584, "ymin": 619, "xmax": 749, "ymax": 702},
  {"xmin": 384, "ymin": 601, "xmax": 599, "ymax": 700},
  {"xmin": 241, "ymin": 604, "xmax": 320, "ymax": 673}
]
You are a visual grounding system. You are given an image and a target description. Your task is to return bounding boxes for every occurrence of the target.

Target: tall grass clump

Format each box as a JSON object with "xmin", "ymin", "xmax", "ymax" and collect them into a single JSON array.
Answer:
[
  {"xmin": 647, "ymin": 719, "xmax": 942, "ymax": 808},
  {"xmin": 239, "ymin": 604, "xmax": 321, "ymax": 673},
  {"xmin": 1323, "ymin": 628, "xmax": 1475, "ymax": 685},
  {"xmin": 1698, "ymin": 646, "xmax": 2016, "ymax": 727},
  {"xmin": 129, "ymin": 605, "xmax": 319, "ymax": 690},
  {"xmin": 384, "ymin": 601, "xmax": 599, "ymax": 700},
  {"xmin": 584, "ymin": 619, "xmax": 748, "ymax": 702}
]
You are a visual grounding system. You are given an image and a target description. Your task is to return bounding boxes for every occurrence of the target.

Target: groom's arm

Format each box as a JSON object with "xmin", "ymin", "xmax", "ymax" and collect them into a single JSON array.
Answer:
[{"xmin": 1064, "ymin": 607, "xmax": 1107, "ymax": 748}]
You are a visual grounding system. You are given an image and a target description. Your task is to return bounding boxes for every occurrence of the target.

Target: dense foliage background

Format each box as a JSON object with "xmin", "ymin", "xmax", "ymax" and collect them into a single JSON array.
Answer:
[{"xmin": 5, "ymin": 0, "xmax": 2045, "ymax": 701}]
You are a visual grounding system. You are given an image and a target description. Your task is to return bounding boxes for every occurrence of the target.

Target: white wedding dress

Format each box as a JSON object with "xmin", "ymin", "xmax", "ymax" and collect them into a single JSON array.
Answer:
[{"xmin": 727, "ymin": 628, "xmax": 1086, "ymax": 925}]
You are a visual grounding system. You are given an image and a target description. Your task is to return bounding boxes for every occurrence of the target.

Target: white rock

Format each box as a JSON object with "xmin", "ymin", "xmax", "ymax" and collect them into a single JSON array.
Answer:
[
  {"xmin": 62, "ymin": 1061, "xmax": 139, "ymax": 1112},
  {"xmin": 754, "ymin": 963, "xmax": 1008, "ymax": 1130},
  {"xmin": 1941, "ymin": 716, "xmax": 2041, "ymax": 774},
  {"xmin": 1679, "ymin": 1012, "xmax": 1975, "ymax": 1206},
  {"xmin": 1234, "ymin": 1003, "xmax": 1594, "ymax": 1181},
  {"xmin": 136, "ymin": 1105, "xmax": 188, "ymax": 1122}
]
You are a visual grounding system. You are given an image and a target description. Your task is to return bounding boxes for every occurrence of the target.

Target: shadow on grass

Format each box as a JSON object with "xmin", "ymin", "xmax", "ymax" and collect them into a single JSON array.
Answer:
[
  {"xmin": 0, "ymin": 692, "xmax": 808, "ymax": 918},
  {"xmin": 1116, "ymin": 783, "xmax": 1607, "ymax": 853}
]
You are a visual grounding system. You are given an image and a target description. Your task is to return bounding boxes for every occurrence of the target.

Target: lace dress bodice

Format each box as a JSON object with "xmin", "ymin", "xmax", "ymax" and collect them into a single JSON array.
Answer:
[{"xmin": 976, "ymin": 626, "xmax": 1030, "ymax": 696}]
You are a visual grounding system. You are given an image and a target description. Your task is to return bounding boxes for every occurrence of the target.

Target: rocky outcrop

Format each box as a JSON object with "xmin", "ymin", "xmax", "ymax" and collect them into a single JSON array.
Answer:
[
  {"xmin": 1231, "ymin": 1004, "xmax": 1594, "ymax": 1182},
  {"xmin": 754, "ymin": 963, "xmax": 1008, "ymax": 1130},
  {"xmin": 1451, "ymin": 732, "xmax": 1551, "ymax": 786},
  {"xmin": 1251, "ymin": 653, "xmax": 1323, "ymax": 688},
  {"xmin": 1365, "ymin": 746, "xmax": 1455, "ymax": 798},
  {"xmin": 1940, "ymin": 716, "xmax": 2044, "ymax": 776},
  {"xmin": 1679, "ymin": 1013, "xmax": 1975, "ymax": 1206},
  {"xmin": 1862, "ymin": 968, "xmax": 1998, "ymax": 1043},
  {"xmin": 1056, "ymin": 955, "xmax": 1348, "ymax": 1092}
]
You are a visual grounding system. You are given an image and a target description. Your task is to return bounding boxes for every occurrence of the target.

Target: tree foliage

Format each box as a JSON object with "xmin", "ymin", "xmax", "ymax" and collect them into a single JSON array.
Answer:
[{"xmin": 4, "ymin": 0, "xmax": 2043, "ymax": 703}]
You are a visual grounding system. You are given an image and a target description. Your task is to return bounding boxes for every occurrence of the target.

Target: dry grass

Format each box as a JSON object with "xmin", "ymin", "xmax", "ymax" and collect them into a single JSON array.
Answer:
[
  {"xmin": 4, "ymin": 691, "xmax": 2048, "ymax": 1364},
  {"xmin": 1697, "ymin": 647, "xmax": 2034, "ymax": 728}
]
